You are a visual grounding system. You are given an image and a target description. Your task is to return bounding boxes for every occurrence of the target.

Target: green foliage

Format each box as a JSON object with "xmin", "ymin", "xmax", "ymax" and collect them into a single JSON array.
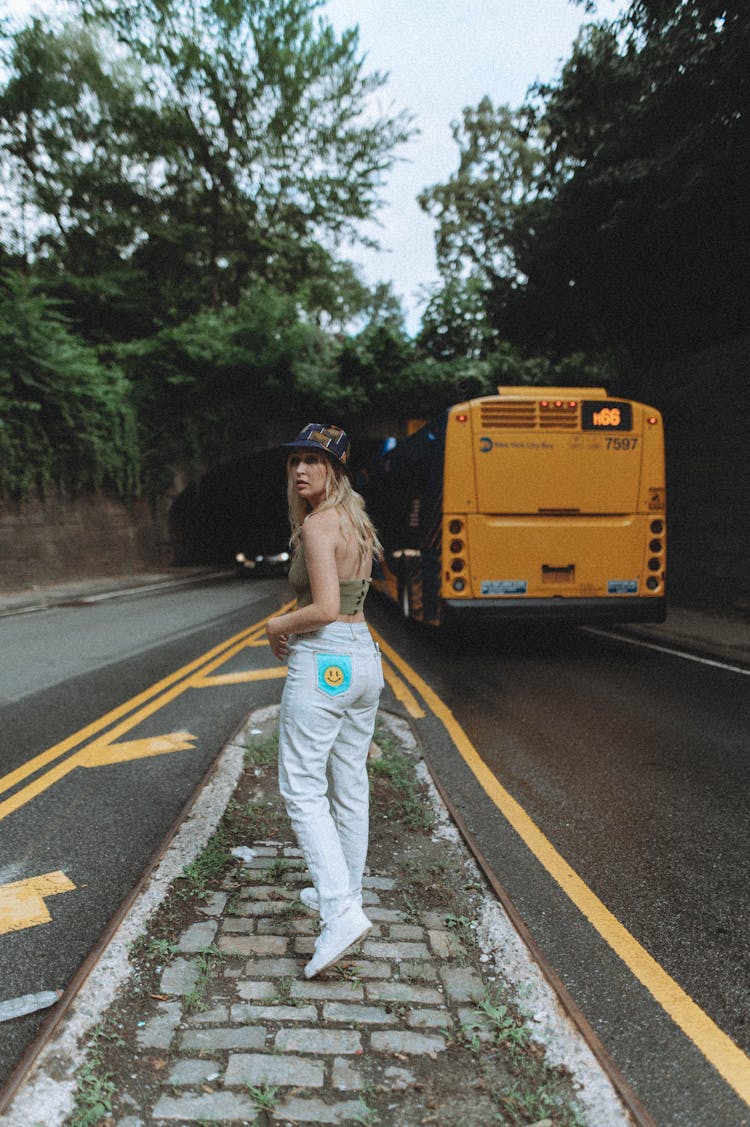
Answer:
[
  {"xmin": 0, "ymin": 3, "xmax": 424, "ymax": 497},
  {"xmin": 69, "ymin": 1021, "xmax": 124, "ymax": 1127},
  {"xmin": 181, "ymin": 827, "xmax": 232, "ymax": 894},
  {"xmin": 369, "ymin": 720, "xmax": 434, "ymax": 832},
  {"xmin": 0, "ymin": 271, "xmax": 140, "ymax": 497},
  {"xmin": 418, "ymin": 97, "xmax": 546, "ymax": 286},
  {"xmin": 420, "ymin": 2, "xmax": 750, "ymax": 366}
]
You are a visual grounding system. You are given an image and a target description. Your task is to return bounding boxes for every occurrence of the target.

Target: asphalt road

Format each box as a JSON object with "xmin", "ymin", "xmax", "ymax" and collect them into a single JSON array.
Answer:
[
  {"xmin": 365, "ymin": 598, "xmax": 750, "ymax": 1127},
  {"xmin": 0, "ymin": 576, "xmax": 288, "ymax": 1086},
  {"xmin": 1, "ymin": 575, "xmax": 748, "ymax": 1126}
]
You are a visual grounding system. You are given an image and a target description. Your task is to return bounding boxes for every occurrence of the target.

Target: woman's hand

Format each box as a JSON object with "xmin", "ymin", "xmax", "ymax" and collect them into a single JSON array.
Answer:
[{"xmin": 266, "ymin": 618, "xmax": 289, "ymax": 662}]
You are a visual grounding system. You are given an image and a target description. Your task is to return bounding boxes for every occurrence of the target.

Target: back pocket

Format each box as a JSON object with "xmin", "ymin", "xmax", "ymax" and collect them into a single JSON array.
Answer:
[{"xmin": 315, "ymin": 652, "xmax": 352, "ymax": 697}]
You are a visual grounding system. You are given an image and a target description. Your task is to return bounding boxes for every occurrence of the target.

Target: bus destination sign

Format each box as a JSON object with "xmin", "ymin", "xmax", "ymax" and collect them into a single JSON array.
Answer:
[{"xmin": 581, "ymin": 400, "xmax": 632, "ymax": 431}]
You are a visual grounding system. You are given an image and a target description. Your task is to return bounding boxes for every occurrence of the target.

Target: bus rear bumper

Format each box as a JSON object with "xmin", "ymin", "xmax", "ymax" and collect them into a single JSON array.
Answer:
[{"xmin": 442, "ymin": 596, "xmax": 666, "ymax": 624}]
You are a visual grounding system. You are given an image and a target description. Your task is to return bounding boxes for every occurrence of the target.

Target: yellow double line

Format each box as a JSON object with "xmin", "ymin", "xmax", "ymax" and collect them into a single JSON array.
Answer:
[
  {"xmin": 0, "ymin": 605, "xmax": 292, "ymax": 822},
  {"xmin": 372, "ymin": 627, "xmax": 750, "ymax": 1108}
]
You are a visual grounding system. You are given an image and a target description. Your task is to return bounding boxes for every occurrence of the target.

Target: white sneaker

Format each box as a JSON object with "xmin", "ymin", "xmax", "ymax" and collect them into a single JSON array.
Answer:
[
  {"xmin": 304, "ymin": 905, "xmax": 372, "ymax": 979},
  {"xmin": 299, "ymin": 886, "xmax": 319, "ymax": 912}
]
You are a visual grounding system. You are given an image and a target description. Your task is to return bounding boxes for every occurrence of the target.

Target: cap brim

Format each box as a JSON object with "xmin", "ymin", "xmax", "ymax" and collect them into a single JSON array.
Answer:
[{"xmin": 279, "ymin": 441, "xmax": 351, "ymax": 470}]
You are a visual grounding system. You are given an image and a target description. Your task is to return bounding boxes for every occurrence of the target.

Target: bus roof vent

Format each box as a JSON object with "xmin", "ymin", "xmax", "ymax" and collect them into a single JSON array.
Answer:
[{"xmin": 480, "ymin": 401, "xmax": 537, "ymax": 429}]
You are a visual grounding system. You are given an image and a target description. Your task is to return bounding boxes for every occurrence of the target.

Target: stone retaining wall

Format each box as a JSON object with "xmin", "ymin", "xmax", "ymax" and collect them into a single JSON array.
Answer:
[
  {"xmin": 637, "ymin": 331, "xmax": 750, "ymax": 614},
  {"xmin": 0, "ymin": 489, "xmax": 173, "ymax": 592}
]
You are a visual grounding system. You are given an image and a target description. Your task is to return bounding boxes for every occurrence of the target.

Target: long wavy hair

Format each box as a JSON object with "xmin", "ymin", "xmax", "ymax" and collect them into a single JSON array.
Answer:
[{"xmin": 286, "ymin": 454, "xmax": 383, "ymax": 564}]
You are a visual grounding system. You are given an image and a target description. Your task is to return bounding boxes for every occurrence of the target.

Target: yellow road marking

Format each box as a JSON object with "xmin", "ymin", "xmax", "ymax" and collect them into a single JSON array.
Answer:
[
  {"xmin": 195, "ymin": 669, "xmax": 288, "ymax": 687},
  {"xmin": 381, "ymin": 656, "xmax": 425, "ymax": 718},
  {"xmin": 0, "ymin": 603, "xmax": 294, "ymax": 821},
  {"xmin": 78, "ymin": 732, "xmax": 197, "ymax": 767},
  {"xmin": 0, "ymin": 871, "xmax": 76, "ymax": 935},
  {"xmin": 371, "ymin": 627, "xmax": 750, "ymax": 1106}
]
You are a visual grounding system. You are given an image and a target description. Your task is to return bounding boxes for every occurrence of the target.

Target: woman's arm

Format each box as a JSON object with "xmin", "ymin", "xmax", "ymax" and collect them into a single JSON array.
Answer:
[{"xmin": 266, "ymin": 509, "xmax": 341, "ymax": 660}]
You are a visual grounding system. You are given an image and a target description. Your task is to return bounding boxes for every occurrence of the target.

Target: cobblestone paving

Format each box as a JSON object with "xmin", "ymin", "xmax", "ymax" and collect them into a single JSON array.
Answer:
[{"xmin": 117, "ymin": 846, "xmax": 494, "ymax": 1125}]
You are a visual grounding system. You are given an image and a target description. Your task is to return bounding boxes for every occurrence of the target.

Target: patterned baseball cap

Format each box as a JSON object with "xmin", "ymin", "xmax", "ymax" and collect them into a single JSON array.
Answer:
[{"xmin": 281, "ymin": 423, "xmax": 351, "ymax": 467}]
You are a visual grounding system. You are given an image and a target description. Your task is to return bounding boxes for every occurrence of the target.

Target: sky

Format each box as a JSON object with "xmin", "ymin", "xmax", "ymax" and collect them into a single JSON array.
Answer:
[
  {"xmin": 321, "ymin": 0, "xmax": 620, "ymax": 331},
  {"xmin": 3, "ymin": 0, "xmax": 620, "ymax": 333}
]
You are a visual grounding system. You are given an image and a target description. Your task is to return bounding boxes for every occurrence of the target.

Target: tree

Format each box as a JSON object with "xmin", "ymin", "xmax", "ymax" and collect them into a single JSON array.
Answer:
[
  {"xmin": 419, "ymin": 2, "xmax": 750, "ymax": 363},
  {"xmin": 0, "ymin": 270, "xmax": 139, "ymax": 497},
  {"xmin": 418, "ymin": 97, "xmax": 545, "ymax": 288},
  {"xmin": 0, "ymin": 2, "xmax": 414, "ymax": 336},
  {"xmin": 525, "ymin": 0, "xmax": 750, "ymax": 357},
  {"xmin": 78, "ymin": 0, "xmax": 415, "ymax": 313},
  {"xmin": 0, "ymin": 2, "xmax": 418, "ymax": 494},
  {"xmin": 417, "ymin": 275, "xmax": 496, "ymax": 361}
]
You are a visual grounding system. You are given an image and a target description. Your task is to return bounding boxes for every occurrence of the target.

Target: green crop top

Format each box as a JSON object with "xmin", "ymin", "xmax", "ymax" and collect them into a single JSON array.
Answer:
[{"xmin": 288, "ymin": 546, "xmax": 370, "ymax": 615}]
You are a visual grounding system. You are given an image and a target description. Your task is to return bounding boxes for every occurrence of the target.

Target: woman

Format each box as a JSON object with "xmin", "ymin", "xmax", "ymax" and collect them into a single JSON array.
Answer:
[{"xmin": 266, "ymin": 423, "xmax": 384, "ymax": 978}]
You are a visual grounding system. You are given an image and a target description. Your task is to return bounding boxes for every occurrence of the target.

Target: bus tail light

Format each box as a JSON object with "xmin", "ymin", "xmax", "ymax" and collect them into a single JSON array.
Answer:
[
  {"xmin": 645, "ymin": 515, "xmax": 666, "ymax": 591},
  {"xmin": 449, "ymin": 519, "xmax": 463, "ymax": 534},
  {"xmin": 452, "ymin": 578, "xmax": 466, "ymax": 591}
]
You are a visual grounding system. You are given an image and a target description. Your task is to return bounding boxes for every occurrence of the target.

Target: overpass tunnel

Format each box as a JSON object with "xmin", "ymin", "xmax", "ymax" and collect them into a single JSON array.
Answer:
[
  {"xmin": 169, "ymin": 449, "xmax": 289, "ymax": 567},
  {"xmin": 168, "ymin": 436, "xmax": 386, "ymax": 568}
]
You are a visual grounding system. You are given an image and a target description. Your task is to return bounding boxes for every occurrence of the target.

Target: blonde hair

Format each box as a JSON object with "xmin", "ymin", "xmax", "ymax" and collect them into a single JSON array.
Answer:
[{"xmin": 287, "ymin": 454, "xmax": 383, "ymax": 564}]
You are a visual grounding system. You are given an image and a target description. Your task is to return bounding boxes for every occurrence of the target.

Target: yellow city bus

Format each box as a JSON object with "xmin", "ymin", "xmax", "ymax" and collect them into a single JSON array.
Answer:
[{"xmin": 358, "ymin": 386, "xmax": 666, "ymax": 625}]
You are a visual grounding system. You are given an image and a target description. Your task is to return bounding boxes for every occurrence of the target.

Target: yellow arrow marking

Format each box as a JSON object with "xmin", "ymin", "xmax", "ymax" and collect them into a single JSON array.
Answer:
[
  {"xmin": 0, "ymin": 731, "xmax": 198, "ymax": 818},
  {"xmin": 0, "ymin": 871, "xmax": 76, "ymax": 935},
  {"xmin": 77, "ymin": 731, "xmax": 197, "ymax": 767},
  {"xmin": 0, "ymin": 600, "xmax": 294, "ymax": 806},
  {"xmin": 0, "ymin": 602, "xmax": 295, "ymax": 822}
]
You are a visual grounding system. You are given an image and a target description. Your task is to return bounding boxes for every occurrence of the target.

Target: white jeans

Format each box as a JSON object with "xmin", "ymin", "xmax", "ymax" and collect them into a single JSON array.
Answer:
[{"xmin": 278, "ymin": 622, "xmax": 383, "ymax": 924}]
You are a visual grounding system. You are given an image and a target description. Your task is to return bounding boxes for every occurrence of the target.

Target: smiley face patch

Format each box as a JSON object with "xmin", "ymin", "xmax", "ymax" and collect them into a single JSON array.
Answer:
[{"xmin": 315, "ymin": 653, "xmax": 352, "ymax": 696}]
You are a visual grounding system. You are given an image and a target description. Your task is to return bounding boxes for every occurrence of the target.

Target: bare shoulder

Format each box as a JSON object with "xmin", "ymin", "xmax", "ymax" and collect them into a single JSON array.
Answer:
[{"xmin": 302, "ymin": 507, "xmax": 340, "ymax": 543}]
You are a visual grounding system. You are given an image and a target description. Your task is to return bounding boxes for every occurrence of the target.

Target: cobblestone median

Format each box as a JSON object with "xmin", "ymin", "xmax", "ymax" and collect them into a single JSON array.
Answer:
[{"xmin": 59, "ymin": 710, "xmax": 628, "ymax": 1127}]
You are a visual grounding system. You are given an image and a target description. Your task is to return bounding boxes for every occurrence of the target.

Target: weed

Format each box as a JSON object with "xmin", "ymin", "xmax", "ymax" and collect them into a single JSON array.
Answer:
[
  {"xmin": 145, "ymin": 937, "xmax": 179, "ymax": 960},
  {"xmin": 275, "ymin": 976, "xmax": 293, "ymax": 1004},
  {"xmin": 246, "ymin": 798, "xmax": 285, "ymax": 839},
  {"xmin": 267, "ymin": 856, "xmax": 300, "ymax": 883},
  {"xmin": 472, "ymin": 988, "xmax": 530, "ymax": 1051},
  {"xmin": 245, "ymin": 1082, "xmax": 279, "ymax": 1111},
  {"xmin": 399, "ymin": 893, "xmax": 421, "ymax": 924},
  {"xmin": 369, "ymin": 725, "xmax": 434, "ymax": 832},
  {"xmin": 351, "ymin": 1103, "xmax": 381, "ymax": 1126},
  {"xmin": 331, "ymin": 962, "xmax": 363, "ymax": 989},
  {"xmin": 500, "ymin": 1077, "xmax": 560, "ymax": 1123},
  {"xmin": 69, "ymin": 1021, "xmax": 124, "ymax": 1127},
  {"xmin": 457, "ymin": 1021, "xmax": 484, "ymax": 1053},
  {"xmin": 243, "ymin": 731, "xmax": 278, "ymax": 768},
  {"xmin": 445, "ymin": 913, "xmax": 476, "ymax": 952},
  {"xmin": 475, "ymin": 991, "xmax": 530, "ymax": 1050},
  {"xmin": 69, "ymin": 1061, "xmax": 116, "ymax": 1127},
  {"xmin": 181, "ymin": 829, "xmax": 232, "ymax": 895},
  {"xmin": 183, "ymin": 945, "xmax": 225, "ymax": 1014}
]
